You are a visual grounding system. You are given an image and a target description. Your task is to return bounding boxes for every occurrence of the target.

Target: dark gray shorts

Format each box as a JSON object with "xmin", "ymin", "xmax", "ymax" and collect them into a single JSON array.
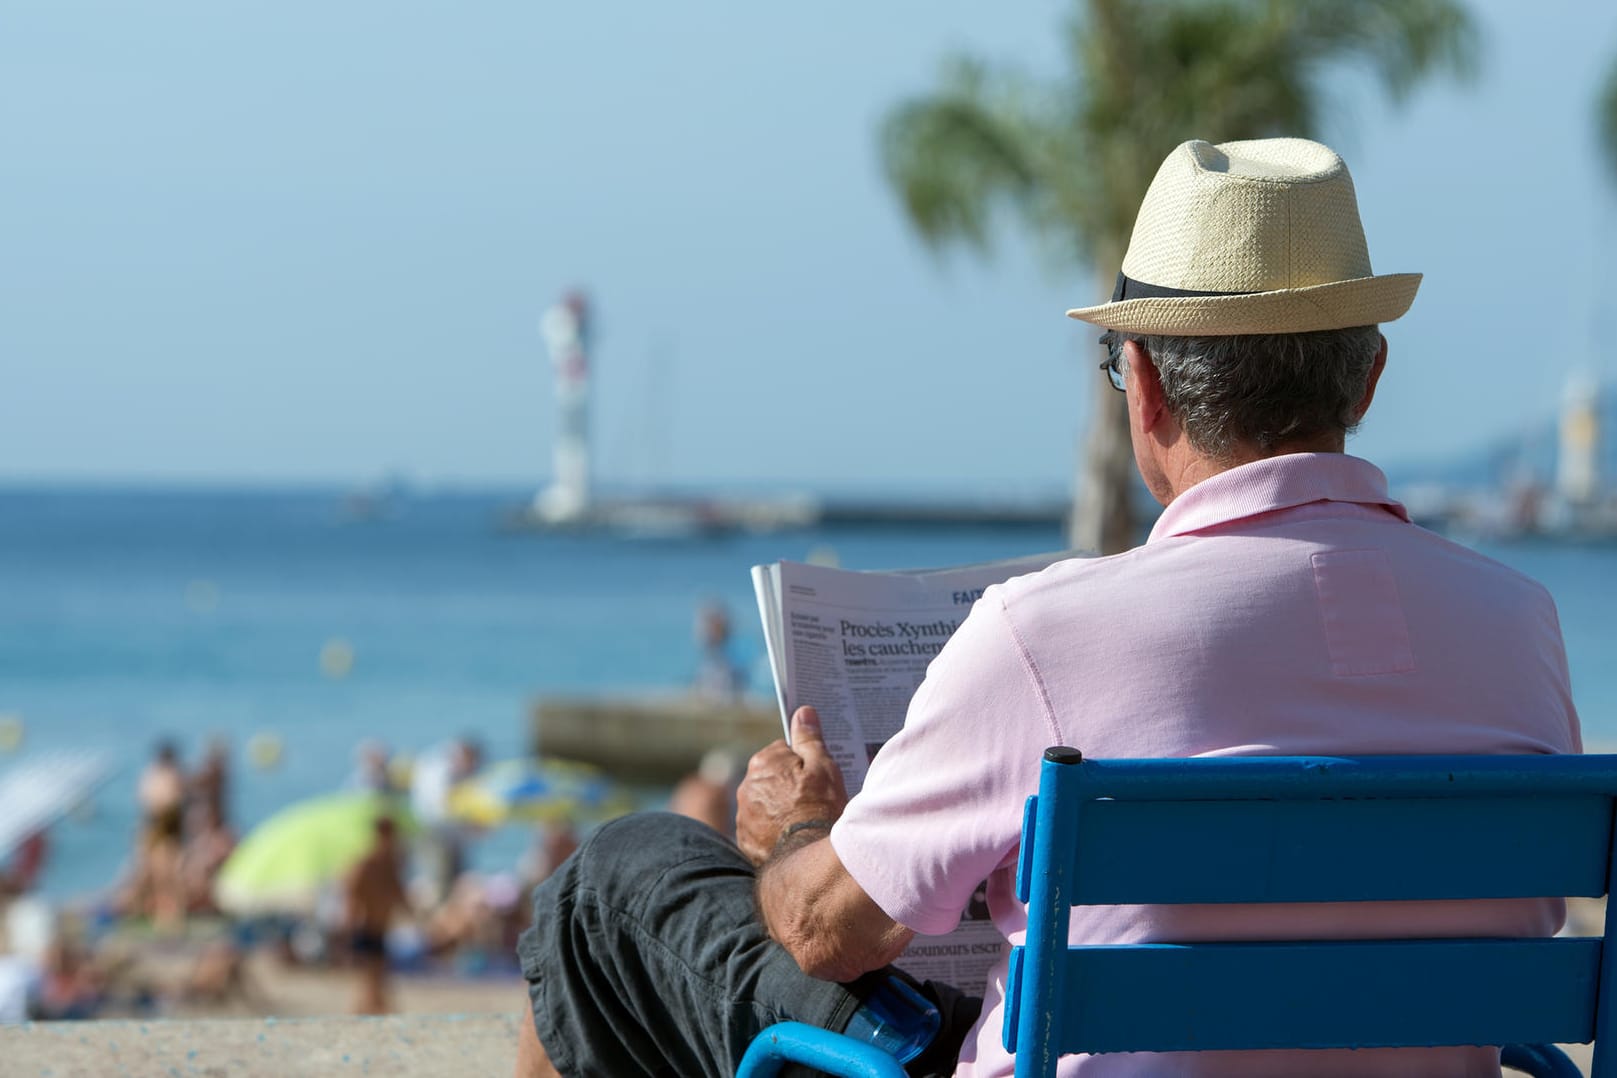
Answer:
[{"xmin": 516, "ymin": 812, "xmax": 978, "ymax": 1078}]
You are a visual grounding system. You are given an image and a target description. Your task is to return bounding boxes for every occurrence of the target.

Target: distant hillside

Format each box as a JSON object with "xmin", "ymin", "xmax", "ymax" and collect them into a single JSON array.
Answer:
[{"xmin": 1385, "ymin": 385, "xmax": 1617, "ymax": 493}]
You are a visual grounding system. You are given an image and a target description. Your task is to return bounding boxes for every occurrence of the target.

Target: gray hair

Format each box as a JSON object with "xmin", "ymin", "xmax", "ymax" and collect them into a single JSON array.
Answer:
[{"xmin": 1108, "ymin": 325, "xmax": 1381, "ymax": 460}]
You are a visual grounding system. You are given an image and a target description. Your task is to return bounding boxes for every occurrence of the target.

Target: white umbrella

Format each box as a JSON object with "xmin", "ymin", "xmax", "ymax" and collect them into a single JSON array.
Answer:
[{"xmin": 0, "ymin": 750, "xmax": 115, "ymax": 861}]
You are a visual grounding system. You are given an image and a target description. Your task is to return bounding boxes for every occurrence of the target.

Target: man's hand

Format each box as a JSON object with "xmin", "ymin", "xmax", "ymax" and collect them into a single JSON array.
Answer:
[
  {"xmin": 736, "ymin": 706, "xmax": 849, "ymax": 866},
  {"xmin": 745, "ymin": 708, "xmax": 911, "ymax": 980}
]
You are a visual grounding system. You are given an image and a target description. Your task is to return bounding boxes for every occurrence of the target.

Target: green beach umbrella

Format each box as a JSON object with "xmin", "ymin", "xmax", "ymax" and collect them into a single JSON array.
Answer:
[{"xmin": 214, "ymin": 791, "xmax": 411, "ymax": 917}]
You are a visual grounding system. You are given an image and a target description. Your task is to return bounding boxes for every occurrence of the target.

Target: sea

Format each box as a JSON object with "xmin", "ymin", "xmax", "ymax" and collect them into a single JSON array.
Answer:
[{"xmin": 3, "ymin": 486, "xmax": 1616, "ymax": 902}]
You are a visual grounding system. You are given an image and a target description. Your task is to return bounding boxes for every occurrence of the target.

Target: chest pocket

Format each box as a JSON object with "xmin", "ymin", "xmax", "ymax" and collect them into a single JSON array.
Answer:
[{"xmin": 1310, "ymin": 549, "xmax": 1416, "ymax": 677}]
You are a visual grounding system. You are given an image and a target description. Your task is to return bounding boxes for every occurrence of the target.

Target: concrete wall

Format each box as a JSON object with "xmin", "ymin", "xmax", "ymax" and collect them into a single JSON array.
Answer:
[{"xmin": 1, "ymin": 1013, "xmax": 519, "ymax": 1077}]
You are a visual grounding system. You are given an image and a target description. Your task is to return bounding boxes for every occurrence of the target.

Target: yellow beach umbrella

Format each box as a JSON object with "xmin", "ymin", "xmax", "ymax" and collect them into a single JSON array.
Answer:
[{"xmin": 447, "ymin": 759, "xmax": 632, "ymax": 828}]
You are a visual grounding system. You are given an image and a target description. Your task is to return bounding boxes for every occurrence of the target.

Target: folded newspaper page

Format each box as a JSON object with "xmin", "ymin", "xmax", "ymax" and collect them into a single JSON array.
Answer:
[{"xmin": 751, "ymin": 550, "xmax": 1070, "ymax": 995}]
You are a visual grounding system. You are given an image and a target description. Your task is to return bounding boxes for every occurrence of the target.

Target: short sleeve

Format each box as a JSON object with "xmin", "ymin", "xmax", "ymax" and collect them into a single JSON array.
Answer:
[
  {"xmin": 1543, "ymin": 593, "xmax": 1583, "ymax": 755},
  {"xmin": 830, "ymin": 591, "xmax": 1057, "ymax": 935}
]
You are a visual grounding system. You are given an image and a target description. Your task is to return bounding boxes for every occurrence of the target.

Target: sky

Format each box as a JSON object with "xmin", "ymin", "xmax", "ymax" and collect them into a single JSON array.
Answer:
[{"xmin": 3, "ymin": 0, "xmax": 1616, "ymax": 497}]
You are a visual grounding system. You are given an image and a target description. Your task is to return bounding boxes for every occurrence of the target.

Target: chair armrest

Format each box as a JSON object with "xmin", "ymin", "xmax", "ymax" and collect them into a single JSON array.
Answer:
[
  {"xmin": 736, "ymin": 1021, "xmax": 908, "ymax": 1078},
  {"xmin": 1500, "ymin": 1043, "xmax": 1582, "ymax": 1078}
]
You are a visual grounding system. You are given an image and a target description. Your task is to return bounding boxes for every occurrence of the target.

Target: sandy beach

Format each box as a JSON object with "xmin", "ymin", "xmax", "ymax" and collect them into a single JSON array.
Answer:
[
  {"xmin": 160, "ymin": 947, "xmax": 524, "ymax": 1021},
  {"xmin": 1, "ymin": 915, "xmax": 529, "ymax": 1076}
]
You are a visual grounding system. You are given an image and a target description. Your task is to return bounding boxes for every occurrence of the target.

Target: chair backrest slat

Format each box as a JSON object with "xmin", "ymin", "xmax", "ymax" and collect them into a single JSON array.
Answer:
[
  {"xmin": 1070, "ymin": 795, "xmax": 1612, "ymax": 904},
  {"xmin": 1054, "ymin": 938, "xmax": 1600, "ymax": 1054}
]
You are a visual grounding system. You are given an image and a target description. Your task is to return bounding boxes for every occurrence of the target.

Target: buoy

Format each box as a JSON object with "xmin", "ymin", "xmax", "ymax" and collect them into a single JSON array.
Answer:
[
  {"xmin": 0, "ymin": 714, "xmax": 24, "ymax": 753},
  {"xmin": 320, "ymin": 638, "xmax": 355, "ymax": 679},
  {"xmin": 246, "ymin": 732, "xmax": 283, "ymax": 771},
  {"xmin": 806, "ymin": 545, "xmax": 840, "ymax": 568}
]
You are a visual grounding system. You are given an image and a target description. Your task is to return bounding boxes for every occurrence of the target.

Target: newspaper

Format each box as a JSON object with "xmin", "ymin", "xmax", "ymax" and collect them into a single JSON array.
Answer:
[{"xmin": 751, "ymin": 550, "xmax": 1069, "ymax": 995}]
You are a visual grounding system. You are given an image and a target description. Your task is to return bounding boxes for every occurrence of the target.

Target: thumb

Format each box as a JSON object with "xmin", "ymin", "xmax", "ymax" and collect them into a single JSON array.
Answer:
[{"xmin": 790, "ymin": 706, "xmax": 829, "ymax": 757}]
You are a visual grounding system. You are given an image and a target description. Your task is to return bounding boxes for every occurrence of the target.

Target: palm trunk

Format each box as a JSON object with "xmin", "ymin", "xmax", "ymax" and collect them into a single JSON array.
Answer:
[
  {"xmin": 1067, "ymin": 369, "xmax": 1135, "ymax": 553},
  {"xmin": 1066, "ymin": 262, "xmax": 1137, "ymax": 555}
]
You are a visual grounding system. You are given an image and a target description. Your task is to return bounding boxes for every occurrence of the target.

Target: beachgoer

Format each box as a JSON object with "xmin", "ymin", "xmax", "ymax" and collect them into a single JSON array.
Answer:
[
  {"xmin": 482, "ymin": 872, "xmax": 530, "ymax": 957},
  {"xmin": 189, "ymin": 737, "xmax": 231, "ymax": 830},
  {"xmin": 518, "ymin": 823, "xmax": 578, "ymax": 890},
  {"xmin": 181, "ymin": 938, "xmax": 259, "ymax": 1011},
  {"xmin": 0, "ymin": 954, "xmax": 28, "ymax": 1026},
  {"xmin": 425, "ymin": 871, "xmax": 526, "ymax": 974},
  {"xmin": 138, "ymin": 740, "xmax": 185, "ymax": 842},
  {"xmin": 513, "ymin": 138, "xmax": 1582, "ymax": 1078},
  {"xmin": 692, "ymin": 601, "xmax": 746, "ymax": 702},
  {"xmin": 180, "ymin": 800, "xmax": 236, "ymax": 914},
  {"xmin": 342, "ymin": 816, "xmax": 410, "ymax": 1015},
  {"xmin": 345, "ymin": 739, "xmax": 394, "ymax": 794},
  {"xmin": 409, "ymin": 737, "xmax": 483, "ymax": 908},
  {"xmin": 667, "ymin": 748, "xmax": 742, "ymax": 838},
  {"xmin": 134, "ymin": 740, "xmax": 187, "ymax": 928}
]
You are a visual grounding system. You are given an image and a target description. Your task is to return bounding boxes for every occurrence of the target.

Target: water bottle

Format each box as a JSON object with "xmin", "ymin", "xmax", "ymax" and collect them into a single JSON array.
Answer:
[{"xmin": 842, "ymin": 975, "xmax": 942, "ymax": 1064}]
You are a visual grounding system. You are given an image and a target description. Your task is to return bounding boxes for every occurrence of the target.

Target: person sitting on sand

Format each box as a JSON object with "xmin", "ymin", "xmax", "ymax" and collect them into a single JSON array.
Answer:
[
  {"xmin": 35, "ymin": 932, "xmax": 107, "ymax": 1021},
  {"xmin": 513, "ymin": 138, "xmax": 1582, "ymax": 1078},
  {"xmin": 343, "ymin": 816, "xmax": 411, "ymax": 1015},
  {"xmin": 423, "ymin": 871, "xmax": 528, "ymax": 974},
  {"xmin": 181, "ymin": 937, "xmax": 262, "ymax": 1012}
]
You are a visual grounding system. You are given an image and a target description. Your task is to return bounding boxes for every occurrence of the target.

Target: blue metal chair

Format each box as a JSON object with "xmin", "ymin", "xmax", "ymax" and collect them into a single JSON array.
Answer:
[{"xmin": 743, "ymin": 751, "xmax": 1617, "ymax": 1077}]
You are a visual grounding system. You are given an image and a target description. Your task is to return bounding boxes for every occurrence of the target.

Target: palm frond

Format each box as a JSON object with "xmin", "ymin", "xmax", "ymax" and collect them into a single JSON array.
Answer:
[
  {"xmin": 1599, "ymin": 55, "xmax": 1617, "ymax": 185},
  {"xmin": 879, "ymin": 60, "xmax": 1038, "ymax": 255},
  {"xmin": 1286, "ymin": 0, "xmax": 1479, "ymax": 104}
]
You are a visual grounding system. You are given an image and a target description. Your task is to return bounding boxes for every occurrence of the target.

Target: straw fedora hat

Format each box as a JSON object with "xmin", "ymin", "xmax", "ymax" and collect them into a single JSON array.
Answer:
[{"xmin": 1066, "ymin": 138, "xmax": 1420, "ymax": 336}]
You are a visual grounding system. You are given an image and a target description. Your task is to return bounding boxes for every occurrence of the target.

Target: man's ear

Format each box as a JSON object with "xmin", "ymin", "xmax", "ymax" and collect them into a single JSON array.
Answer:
[
  {"xmin": 1354, "ymin": 334, "xmax": 1389, "ymax": 421},
  {"xmin": 1124, "ymin": 339, "xmax": 1167, "ymax": 433}
]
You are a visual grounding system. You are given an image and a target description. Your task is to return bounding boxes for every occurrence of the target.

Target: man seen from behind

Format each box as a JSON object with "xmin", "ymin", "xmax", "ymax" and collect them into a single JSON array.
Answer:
[{"xmin": 513, "ymin": 137, "xmax": 1582, "ymax": 1077}]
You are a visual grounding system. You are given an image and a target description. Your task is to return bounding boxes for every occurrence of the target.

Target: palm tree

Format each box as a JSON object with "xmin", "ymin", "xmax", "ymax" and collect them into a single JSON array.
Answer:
[{"xmin": 882, "ymin": 0, "xmax": 1477, "ymax": 553}]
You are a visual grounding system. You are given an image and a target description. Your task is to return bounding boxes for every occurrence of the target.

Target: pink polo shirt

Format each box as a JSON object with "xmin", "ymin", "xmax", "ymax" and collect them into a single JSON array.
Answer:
[{"xmin": 831, "ymin": 453, "xmax": 1581, "ymax": 1078}]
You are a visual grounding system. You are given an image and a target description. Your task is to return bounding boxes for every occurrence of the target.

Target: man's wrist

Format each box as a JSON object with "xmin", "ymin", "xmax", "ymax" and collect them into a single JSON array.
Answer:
[
  {"xmin": 784, "ymin": 818, "xmax": 834, "ymax": 839},
  {"xmin": 772, "ymin": 817, "xmax": 834, "ymax": 858}
]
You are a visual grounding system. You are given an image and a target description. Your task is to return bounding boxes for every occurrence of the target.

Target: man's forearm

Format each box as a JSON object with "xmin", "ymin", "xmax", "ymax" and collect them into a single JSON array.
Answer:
[
  {"xmin": 755, "ymin": 834, "xmax": 912, "ymax": 983},
  {"xmin": 756, "ymin": 836, "xmax": 848, "ymax": 980},
  {"xmin": 756, "ymin": 819, "xmax": 831, "ymax": 938}
]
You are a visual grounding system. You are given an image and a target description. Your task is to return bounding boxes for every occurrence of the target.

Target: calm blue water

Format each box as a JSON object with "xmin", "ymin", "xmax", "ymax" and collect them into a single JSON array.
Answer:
[{"xmin": 3, "ymin": 487, "xmax": 1615, "ymax": 901}]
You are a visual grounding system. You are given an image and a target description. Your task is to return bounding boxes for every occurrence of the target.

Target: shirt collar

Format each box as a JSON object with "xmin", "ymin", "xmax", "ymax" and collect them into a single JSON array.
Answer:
[{"xmin": 1147, "ymin": 453, "xmax": 1410, "ymax": 543}]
